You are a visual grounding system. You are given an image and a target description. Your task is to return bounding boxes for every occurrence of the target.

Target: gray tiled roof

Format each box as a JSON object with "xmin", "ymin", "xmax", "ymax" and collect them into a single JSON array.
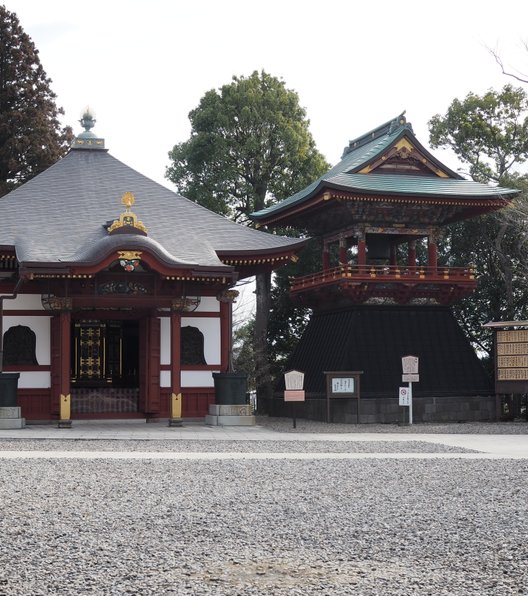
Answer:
[{"xmin": 0, "ymin": 148, "xmax": 304, "ymax": 268}]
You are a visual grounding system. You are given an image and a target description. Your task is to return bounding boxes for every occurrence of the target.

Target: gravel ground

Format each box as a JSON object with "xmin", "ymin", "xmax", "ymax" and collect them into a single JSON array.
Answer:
[
  {"xmin": 257, "ymin": 416, "xmax": 528, "ymax": 434},
  {"xmin": 0, "ymin": 439, "xmax": 477, "ymax": 453},
  {"xmin": 0, "ymin": 457, "xmax": 527, "ymax": 595}
]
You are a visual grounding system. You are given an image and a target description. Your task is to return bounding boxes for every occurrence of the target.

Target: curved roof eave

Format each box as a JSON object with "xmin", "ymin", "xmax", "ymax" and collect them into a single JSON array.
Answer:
[
  {"xmin": 15, "ymin": 234, "xmax": 234, "ymax": 278},
  {"xmin": 251, "ymin": 173, "xmax": 519, "ymax": 224}
]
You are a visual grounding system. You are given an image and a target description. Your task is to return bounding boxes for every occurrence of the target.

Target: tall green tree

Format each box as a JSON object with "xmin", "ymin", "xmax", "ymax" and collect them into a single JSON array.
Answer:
[
  {"xmin": 0, "ymin": 6, "xmax": 73, "ymax": 197},
  {"xmin": 429, "ymin": 85, "xmax": 528, "ymax": 359},
  {"xmin": 166, "ymin": 70, "xmax": 328, "ymax": 408}
]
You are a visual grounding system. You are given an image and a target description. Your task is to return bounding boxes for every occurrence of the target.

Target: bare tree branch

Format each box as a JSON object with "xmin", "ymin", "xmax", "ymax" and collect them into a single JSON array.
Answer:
[{"xmin": 489, "ymin": 46, "xmax": 528, "ymax": 84}]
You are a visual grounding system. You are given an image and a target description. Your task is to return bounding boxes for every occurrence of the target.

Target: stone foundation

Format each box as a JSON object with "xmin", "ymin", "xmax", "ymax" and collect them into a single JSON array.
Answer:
[
  {"xmin": 270, "ymin": 395, "xmax": 496, "ymax": 424},
  {"xmin": 205, "ymin": 404, "xmax": 255, "ymax": 426},
  {"xmin": 0, "ymin": 406, "xmax": 25, "ymax": 429}
]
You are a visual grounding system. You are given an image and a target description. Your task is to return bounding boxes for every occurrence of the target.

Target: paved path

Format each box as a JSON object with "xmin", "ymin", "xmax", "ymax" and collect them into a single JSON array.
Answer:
[{"xmin": 1, "ymin": 420, "xmax": 528, "ymax": 459}]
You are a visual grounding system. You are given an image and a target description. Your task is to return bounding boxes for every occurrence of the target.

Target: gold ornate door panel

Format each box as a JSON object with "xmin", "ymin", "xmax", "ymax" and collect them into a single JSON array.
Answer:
[{"xmin": 73, "ymin": 322, "xmax": 106, "ymax": 384}]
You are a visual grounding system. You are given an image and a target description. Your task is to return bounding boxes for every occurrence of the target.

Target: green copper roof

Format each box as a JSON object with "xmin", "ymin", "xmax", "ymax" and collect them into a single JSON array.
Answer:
[
  {"xmin": 325, "ymin": 173, "xmax": 519, "ymax": 198},
  {"xmin": 251, "ymin": 113, "xmax": 518, "ymax": 222}
]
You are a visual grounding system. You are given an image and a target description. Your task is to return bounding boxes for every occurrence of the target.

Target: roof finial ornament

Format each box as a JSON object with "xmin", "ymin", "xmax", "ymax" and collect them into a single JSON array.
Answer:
[
  {"xmin": 73, "ymin": 106, "xmax": 105, "ymax": 150},
  {"xmin": 80, "ymin": 106, "xmax": 96, "ymax": 133},
  {"xmin": 107, "ymin": 192, "xmax": 148, "ymax": 235}
]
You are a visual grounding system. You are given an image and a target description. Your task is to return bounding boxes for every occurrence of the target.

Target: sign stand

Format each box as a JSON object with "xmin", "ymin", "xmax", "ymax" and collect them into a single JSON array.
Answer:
[
  {"xmin": 324, "ymin": 371, "xmax": 362, "ymax": 423},
  {"xmin": 284, "ymin": 370, "xmax": 305, "ymax": 429},
  {"xmin": 400, "ymin": 355, "xmax": 419, "ymax": 425}
]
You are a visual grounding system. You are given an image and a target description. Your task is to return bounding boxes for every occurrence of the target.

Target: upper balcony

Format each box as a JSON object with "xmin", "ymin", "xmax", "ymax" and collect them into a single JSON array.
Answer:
[{"xmin": 290, "ymin": 263, "xmax": 476, "ymax": 307}]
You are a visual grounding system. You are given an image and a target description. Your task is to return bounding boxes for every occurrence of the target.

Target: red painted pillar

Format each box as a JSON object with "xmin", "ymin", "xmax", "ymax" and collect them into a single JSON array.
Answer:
[
  {"xmin": 389, "ymin": 244, "xmax": 397, "ymax": 267},
  {"xmin": 428, "ymin": 237, "xmax": 438, "ymax": 273},
  {"xmin": 322, "ymin": 246, "xmax": 330, "ymax": 270},
  {"xmin": 55, "ymin": 309, "xmax": 72, "ymax": 425},
  {"xmin": 408, "ymin": 240, "xmax": 417, "ymax": 269},
  {"xmin": 59, "ymin": 310, "xmax": 71, "ymax": 399},
  {"xmin": 339, "ymin": 237, "xmax": 347, "ymax": 266},
  {"xmin": 170, "ymin": 312, "xmax": 182, "ymax": 420},
  {"xmin": 358, "ymin": 237, "xmax": 367, "ymax": 268}
]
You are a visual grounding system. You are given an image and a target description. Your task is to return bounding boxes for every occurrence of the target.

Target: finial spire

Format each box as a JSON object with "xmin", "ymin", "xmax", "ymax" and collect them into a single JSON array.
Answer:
[
  {"xmin": 72, "ymin": 105, "xmax": 106, "ymax": 150},
  {"xmin": 80, "ymin": 106, "xmax": 96, "ymax": 133}
]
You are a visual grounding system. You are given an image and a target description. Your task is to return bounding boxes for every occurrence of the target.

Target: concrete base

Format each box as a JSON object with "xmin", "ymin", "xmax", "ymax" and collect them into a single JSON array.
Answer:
[
  {"xmin": 271, "ymin": 394, "xmax": 496, "ymax": 424},
  {"xmin": 0, "ymin": 406, "xmax": 25, "ymax": 429},
  {"xmin": 205, "ymin": 404, "xmax": 255, "ymax": 426},
  {"xmin": 57, "ymin": 419, "xmax": 72, "ymax": 429},
  {"xmin": 168, "ymin": 418, "xmax": 183, "ymax": 427}
]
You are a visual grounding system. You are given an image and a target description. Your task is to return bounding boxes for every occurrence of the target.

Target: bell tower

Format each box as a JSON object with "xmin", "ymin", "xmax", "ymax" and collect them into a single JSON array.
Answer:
[{"xmin": 252, "ymin": 113, "xmax": 519, "ymax": 423}]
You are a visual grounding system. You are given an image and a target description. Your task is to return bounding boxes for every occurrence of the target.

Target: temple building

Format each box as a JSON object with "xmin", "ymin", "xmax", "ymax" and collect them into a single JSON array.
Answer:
[
  {"xmin": 252, "ymin": 113, "xmax": 519, "ymax": 423},
  {"xmin": 0, "ymin": 111, "xmax": 304, "ymax": 423}
]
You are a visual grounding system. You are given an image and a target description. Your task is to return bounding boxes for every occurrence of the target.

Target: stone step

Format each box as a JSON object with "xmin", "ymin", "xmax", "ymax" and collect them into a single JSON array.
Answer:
[{"xmin": 0, "ymin": 418, "xmax": 25, "ymax": 429}]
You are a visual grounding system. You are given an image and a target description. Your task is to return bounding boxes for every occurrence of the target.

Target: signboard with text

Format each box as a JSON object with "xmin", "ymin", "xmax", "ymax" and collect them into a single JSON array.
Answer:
[
  {"xmin": 398, "ymin": 387, "xmax": 410, "ymax": 406},
  {"xmin": 324, "ymin": 371, "xmax": 363, "ymax": 424},
  {"xmin": 284, "ymin": 370, "xmax": 305, "ymax": 402},
  {"xmin": 402, "ymin": 355, "xmax": 419, "ymax": 375},
  {"xmin": 494, "ymin": 329, "xmax": 528, "ymax": 393}
]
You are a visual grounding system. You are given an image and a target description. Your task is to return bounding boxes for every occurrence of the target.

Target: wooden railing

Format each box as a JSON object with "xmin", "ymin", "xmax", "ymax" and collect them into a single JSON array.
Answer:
[{"xmin": 290, "ymin": 264, "xmax": 475, "ymax": 293}]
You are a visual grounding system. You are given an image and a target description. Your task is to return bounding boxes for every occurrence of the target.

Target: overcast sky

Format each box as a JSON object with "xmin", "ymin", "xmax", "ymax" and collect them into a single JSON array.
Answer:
[{"xmin": 9, "ymin": 0, "xmax": 528, "ymax": 189}]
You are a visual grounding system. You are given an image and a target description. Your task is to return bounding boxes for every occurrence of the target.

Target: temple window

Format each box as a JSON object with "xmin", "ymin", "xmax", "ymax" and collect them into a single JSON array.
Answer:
[
  {"xmin": 181, "ymin": 326, "xmax": 207, "ymax": 365},
  {"xmin": 3, "ymin": 325, "xmax": 38, "ymax": 366}
]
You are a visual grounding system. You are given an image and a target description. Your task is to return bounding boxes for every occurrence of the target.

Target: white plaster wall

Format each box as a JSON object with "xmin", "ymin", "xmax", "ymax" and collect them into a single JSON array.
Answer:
[
  {"xmin": 4, "ymin": 316, "xmax": 51, "ymax": 365},
  {"xmin": 160, "ymin": 370, "xmax": 171, "ymax": 388},
  {"xmin": 194, "ymin": 297, "xmax": 220, "ymax": 313},
  {"xmin": 181, "ymin": 316, "xmax": 221, "ymax": 365},
  {"xmin": 17, "ymin": 371, "xmax": 51, "ymax": 388},
  {"xmin": 181, "ymin": 370, "xmax": 218, "ymax": 388},
  {"xmin": 159, "ymin": 317, "xmax": 170, "ymax": 365},
  {"xmin": 3, "ymin": 294, "xmax": 45, "ymax": 311}
]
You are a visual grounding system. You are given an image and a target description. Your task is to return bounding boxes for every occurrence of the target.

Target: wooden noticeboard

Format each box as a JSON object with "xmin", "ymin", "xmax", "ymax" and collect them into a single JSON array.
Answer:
[
  {"xmin": 494, "ymin": 328, "xmax": 528, "ymax": 393},
  {"xmin": 324, "ymin": 371, "xmax": 362, "ymax": 423}
]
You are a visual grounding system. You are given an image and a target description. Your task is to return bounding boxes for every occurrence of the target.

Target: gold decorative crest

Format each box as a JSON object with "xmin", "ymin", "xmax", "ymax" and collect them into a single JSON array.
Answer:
[
  {"xmin": 108, "ymin": 192, "xmax": 148, "ymax": 234},
  {"xmin": 217, "ymin": 289, "xmax": 239, "ymax": 303},
  {"xmin": 117, "ymin": 251, "xmax": 142, "ymax": 272}
]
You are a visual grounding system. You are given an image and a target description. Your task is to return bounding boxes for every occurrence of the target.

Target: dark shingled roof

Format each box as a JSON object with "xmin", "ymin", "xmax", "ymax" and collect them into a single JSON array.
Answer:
[
  {"xmin": 280, "ymin": 305, "xmax": 493, "ymax": 398},
  {"xmin": 0, "ymin": 145, "xmax": 305, "ymax": 269},
  {"xmin": 251, "ymin": 113, "xmax": 519, "ymax": 221}
]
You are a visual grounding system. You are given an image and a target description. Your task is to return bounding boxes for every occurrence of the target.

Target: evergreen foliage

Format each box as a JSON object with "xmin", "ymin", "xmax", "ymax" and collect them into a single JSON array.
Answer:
[
  {"xmin": 429, "ymin": 85, "xmax": 528, "ymax": 361},
  {"xmin": 0, "ymin": 6, "xmax": 73, "ymax": 197},
  {"xmin": 166, "ymin": 71, "xmax": 328, "ymax": 406}
]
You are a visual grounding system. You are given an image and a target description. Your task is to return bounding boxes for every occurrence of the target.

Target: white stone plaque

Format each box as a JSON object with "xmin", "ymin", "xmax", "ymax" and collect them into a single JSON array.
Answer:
[
  {"xmin": 402, "ymin": 355, "xmax": 419, "ymax": 374},
  {"xmin": 285, "ymin": 370, "xmax": 304, "ymax": 390}
]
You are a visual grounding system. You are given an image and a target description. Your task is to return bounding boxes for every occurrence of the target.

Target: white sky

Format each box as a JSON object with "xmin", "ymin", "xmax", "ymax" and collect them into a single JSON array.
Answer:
[{"xmin": 8, "ymin": 0, "xmax": 528, "ymax": 188}]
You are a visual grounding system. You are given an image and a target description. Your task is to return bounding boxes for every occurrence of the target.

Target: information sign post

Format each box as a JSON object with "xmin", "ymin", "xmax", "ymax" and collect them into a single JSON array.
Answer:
[
  {"xmin": 284, "ymin": 370, "xmax": 305, "ymax": 429},
  {"xmin": 401, "ymin": 355, "xmax": 419, "ymax": 425},
  {"xmin": 324, "ymin": 371, "xmax": 362, "ymax": 423}
]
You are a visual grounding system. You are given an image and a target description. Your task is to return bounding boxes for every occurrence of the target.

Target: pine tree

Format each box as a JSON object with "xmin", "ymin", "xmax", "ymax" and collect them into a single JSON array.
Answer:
[{"xmin": 0, "ymin": 6, "xmax": 73, "ymax": 197}]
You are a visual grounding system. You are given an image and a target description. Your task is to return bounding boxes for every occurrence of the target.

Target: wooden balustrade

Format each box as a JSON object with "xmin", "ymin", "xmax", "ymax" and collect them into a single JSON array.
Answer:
[{"xmin": 290, "ymin": 264, "xmax": 475, "ymax": 293}]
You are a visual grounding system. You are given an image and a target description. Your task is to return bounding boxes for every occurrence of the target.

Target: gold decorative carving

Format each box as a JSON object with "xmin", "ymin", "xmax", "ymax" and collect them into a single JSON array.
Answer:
[
  {"xmin": 217, "ymin": 289, "xmax": 239, "ymax": 303},
  {"xmin": 171, "ymin": 297, "xmax": 201, "ymax": 312},
  {"xmin": 41, "ymin": 295, "xmax": 73, "ymax": 311},
  {"xmin": 108, "ymin": 192, "xmax": 148, "ymax": 234},
  {"xmin": 117, "ymin": 251, "xmax": 142, "ymax": 261}
]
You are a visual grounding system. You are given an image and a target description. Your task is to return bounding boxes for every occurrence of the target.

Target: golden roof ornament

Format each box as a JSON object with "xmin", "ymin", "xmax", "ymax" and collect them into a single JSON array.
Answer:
[{"xmin": 108, "ymin": 192, "xmax": 148, "ymax": 235}]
